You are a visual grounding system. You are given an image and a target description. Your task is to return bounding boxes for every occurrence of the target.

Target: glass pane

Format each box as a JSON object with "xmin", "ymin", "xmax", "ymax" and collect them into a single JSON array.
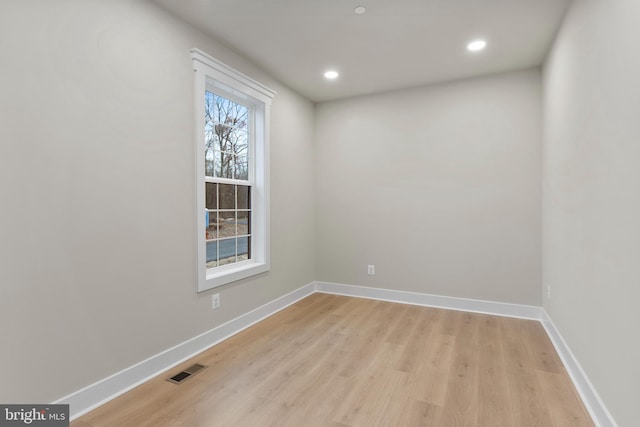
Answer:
[
  {"xmin": 231, "ymin": 104, "xmax": 249, "ymax": 132},
  {"xmin": 216, "ymin": 96, "xmax": 248, "ymax": 131},
  {"xmin": 218, "ymin": 238, "xmax": 236, "ymax": 266},
  {"xmin": 206, "ymin": 210, "xmax": 218, "ymax": 241},
  {"xmin": 205, "ymin": 183, "xmax": 217, "ymax": 210},
  {"xmin": 218, "ymin": 211, "xmax": 236, "ymax": 238},
  {"xmin": 215, "ymin": 151, "xmax": 233, "ymax": 179},
  {"xmin": 205, "ymin": 92, "xmax": 217, "ymax": 180},
  {"xmin": 214, "ymin": 123, "xmax": 234, "ymax": 152},
  {"xmin": 219, "ymin": 184, "xmax": 235, "ymax": 209},
  {"xmin": 205, "ymin": 96, "xmax": 214, "ymax": 119},
  {"xmin": 206, "ymin": 241, "xmax": 218, "ymax": 268},
  {"xmin": 238, "ymin": 236, "xmax": 250, "ymax": 261},
  {"xmin": 237, "ymin": 185, "xmax": 250, "ymax": 210},
  {"xmin": 237, "ymin": 211, "xmax": 250, "ymax": 236},
  {"xmin": 235, "ymin": 154, "xmax": 249, "ymax": 180},
  {"xmin": 233, "ymin": 130, "xmax": 249, "ymax": 156},
  {"xmin": 205, "ymin": 147, "xmax": 215, "ymax": 177},
  {"xmin": 205, "ymin": 90, "xmax": 218, "ymax": 122}
]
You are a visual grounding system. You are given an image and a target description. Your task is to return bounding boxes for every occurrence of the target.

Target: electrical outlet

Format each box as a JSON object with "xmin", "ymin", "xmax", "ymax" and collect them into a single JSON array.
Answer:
[
  {"xmin": 367, "ymin": 265, "xmax": 375, "ymax": 275},
  {"xmin": 212, "ymin": 293, "xmax": 221, "ymax": 309},
  {"xmin": 547, "ymin": 285, "xmax": 551, "ymax": 299}
]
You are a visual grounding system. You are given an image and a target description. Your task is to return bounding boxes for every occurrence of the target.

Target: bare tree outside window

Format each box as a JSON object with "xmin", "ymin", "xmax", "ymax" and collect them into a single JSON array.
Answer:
[{"xmin": 204, "ymin": 92, "xmax": 249, "ymax": 180}]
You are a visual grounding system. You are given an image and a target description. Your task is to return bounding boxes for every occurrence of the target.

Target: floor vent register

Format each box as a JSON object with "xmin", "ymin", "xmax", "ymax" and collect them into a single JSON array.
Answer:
[{"xmin": 167, "ymin": 363, "xmax": 207, "ymax": 384}]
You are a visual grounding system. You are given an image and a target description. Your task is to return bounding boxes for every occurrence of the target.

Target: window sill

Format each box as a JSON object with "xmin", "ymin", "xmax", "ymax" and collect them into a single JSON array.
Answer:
[{"xmin": 200, "ymin": 261, "xmax": 269, "ymax": 292}]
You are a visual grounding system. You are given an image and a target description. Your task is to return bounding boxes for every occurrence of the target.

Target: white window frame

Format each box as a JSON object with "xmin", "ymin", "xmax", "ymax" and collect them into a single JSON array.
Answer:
[{"xmin": 192, "ymin": 49, "xmax": 275, "ymax": 292}]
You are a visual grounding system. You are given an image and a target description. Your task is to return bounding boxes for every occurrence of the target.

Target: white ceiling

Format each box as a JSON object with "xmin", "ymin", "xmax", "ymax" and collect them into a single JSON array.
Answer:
[{"xmin": 152, "ymin": 0, "xmax": 569, "ymax": 103}]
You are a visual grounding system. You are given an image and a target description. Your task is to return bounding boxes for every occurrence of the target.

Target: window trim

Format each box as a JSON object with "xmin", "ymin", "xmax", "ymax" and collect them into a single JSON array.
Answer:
[{"xmin": 192, "ymin": 48, "xmax": 275, "ymax": 292}]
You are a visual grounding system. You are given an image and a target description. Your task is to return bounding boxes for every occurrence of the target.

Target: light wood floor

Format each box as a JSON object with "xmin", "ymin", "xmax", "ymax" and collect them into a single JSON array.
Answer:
[{"xmin": 72, "ymin": 293, "xmax": 593, "ymax": 427}]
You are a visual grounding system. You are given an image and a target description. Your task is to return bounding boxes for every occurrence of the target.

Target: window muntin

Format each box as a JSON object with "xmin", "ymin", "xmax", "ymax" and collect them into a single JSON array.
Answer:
[{"xmin": 205, "ymin": 182, "xmax": 251, "ymax": 268}]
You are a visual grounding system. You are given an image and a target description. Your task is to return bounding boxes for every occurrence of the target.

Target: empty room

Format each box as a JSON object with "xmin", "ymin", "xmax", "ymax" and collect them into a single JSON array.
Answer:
[{"xmin": 1, "ymin": 0, "xmax": 637, "ymax": 426}]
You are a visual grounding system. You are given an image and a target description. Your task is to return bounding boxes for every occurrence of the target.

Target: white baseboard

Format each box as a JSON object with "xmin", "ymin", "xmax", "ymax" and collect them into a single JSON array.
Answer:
[
  {"xmin": 56, "ymin": 282, "xmax": 316, "ymax": 420},
  {"xmin": 314, "ymin": 281, "xmax": 542, "ymax": 320},
  {"xmin": 540, "ymin": 309, "xmax": 618, "ymax": 427},
  {"xmin": 57, "ymin": 280, "xmax": 615, "ymax": 427}
]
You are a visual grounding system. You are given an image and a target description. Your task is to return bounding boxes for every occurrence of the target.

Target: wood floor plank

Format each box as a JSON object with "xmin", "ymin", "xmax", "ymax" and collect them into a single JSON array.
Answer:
[
  {"xmin": 402, "ymin": 331, "xmax": 455, "ymax": 406},
  {"xmin": 71, "ymin": 295, "xmax": 594, "ymax": 427},
  {"xmin": 384, "ymin": 304, "xmax": 422, "ymax": 346},
  {"xmin": 396, "ymin": 306, "xmax": 437, "ymax": 374},
  {"xmin": 523, "ymin": 320, "xmax": 565, "ymax": 374},
  {"xmin": 536, "ymin": 370, "xmax": 594, "ymax": 427},
  {"xmin": 332, "ymin": 366, "xmax": 406, "ymax": 426},
  {"xmin": 397, "ymin": 399, "xmax": 440, "ymax": 426},
  {"xmin": 477, "ymin": 315, "xmax": 516, "ymax": 426},
  {"xmin": 432, "ymin": 312, "xmax": 481, "ymax": 427},
  {"xmin": 505, "ymin": 371, "xmax": 555, "ymax": 427},
  {"xmin": 337, "ymin": 302, "xmax": 398, "ymax": 378}
]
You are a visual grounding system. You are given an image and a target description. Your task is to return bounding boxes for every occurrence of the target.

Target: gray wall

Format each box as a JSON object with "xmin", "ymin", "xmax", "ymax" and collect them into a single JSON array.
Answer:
[
  {"xmin": 543, "ymin": 0, "xmax": 640, "ymax": 425},
  {"xmin": 0, "ymin": 0, "xmax": 316, "ymax": 403},
  {"xmin": 315, "ymin": 69, "xmax": 542, "ymax": 305}
]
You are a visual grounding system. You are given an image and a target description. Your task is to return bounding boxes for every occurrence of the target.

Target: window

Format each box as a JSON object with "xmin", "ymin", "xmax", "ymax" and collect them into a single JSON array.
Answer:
[{"xmin": 192, "ymin": 49, "xmax": 275, "ymax": 291}]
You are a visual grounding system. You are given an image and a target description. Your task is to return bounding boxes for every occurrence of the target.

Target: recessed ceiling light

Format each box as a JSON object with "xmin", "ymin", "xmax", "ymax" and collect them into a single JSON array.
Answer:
[
  {"xmin": 354, "ymin": 6, "xmax": 367, "ymax": 15},
  {"xmin": 324, "ymin": 70, "xmax": 339, "ymax": 80},
  {"xmin": 467, "ymin": 40, "xmax": 487, "ymax": 52}
]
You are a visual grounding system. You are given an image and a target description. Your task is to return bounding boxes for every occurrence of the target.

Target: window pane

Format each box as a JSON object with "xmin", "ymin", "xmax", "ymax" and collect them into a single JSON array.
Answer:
[
  {"xmin": 218, "ymin": 238, "xmax": 236, "ymax": 266},
  {"xmin": 205, "ymin": 90, "xmax": 218, "ymax": 122},
  {"xmin": 218, "ymin": 212, "xmax": 236, "ymax": 238},
  {"xmin": 237, "ymin": 185, "xmax": 250, "ymax": 210},
  {"xmin": 216, "ymin": 96, "xmax": 248, "ymax": 130},
  {"xmin": 217, "ymin": 96, "xmax": 248, "ymax": 132},
  {"xmin": 235, "ymin": 154, "xmax": 249, "ymax": 180},
  {"xmin": 211, "ymin": 94, "xmax": 249, "ymax": 182},
  {"xmin": 205, "ymin": 148, "xmax": 215, "ymax": 177},
  {"xmin": 237, "ymin": 211, "xmax": 250, "ymax": 236},
  {"xmin": 206, "ymin": 241, "xmax": 218, "ymax": 268},
  {"xmin": 233, "ymin": 130, "xmax": 249, "ymax": 158},
  {"xmin": 215, "ymin": 151, "xmax": 233, "ymax": 179},
  {"xmin": 214, "ymin": 123, "xmax": 233, "ymax": 152},
  {"xmin": 231, "ymin": 105, "xmax": 248, "ymax": 132},
  {"xmin": 205, "ymin": 92, "xmax": 217, "ymax": 178},
  {"xmin": 219, "ymin": 184, "xmax": 235, "ymax": 209},
  {"xmin": 238, "ymin": 236, "xmax": 250, "ymax": 261},
  {"xmin": 205, "ymin": 183, "xmax": 217, "ymax": 209},
  {"xmin": 206, "ymin": 210, "xmax": 218, "ymax": 241}
]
